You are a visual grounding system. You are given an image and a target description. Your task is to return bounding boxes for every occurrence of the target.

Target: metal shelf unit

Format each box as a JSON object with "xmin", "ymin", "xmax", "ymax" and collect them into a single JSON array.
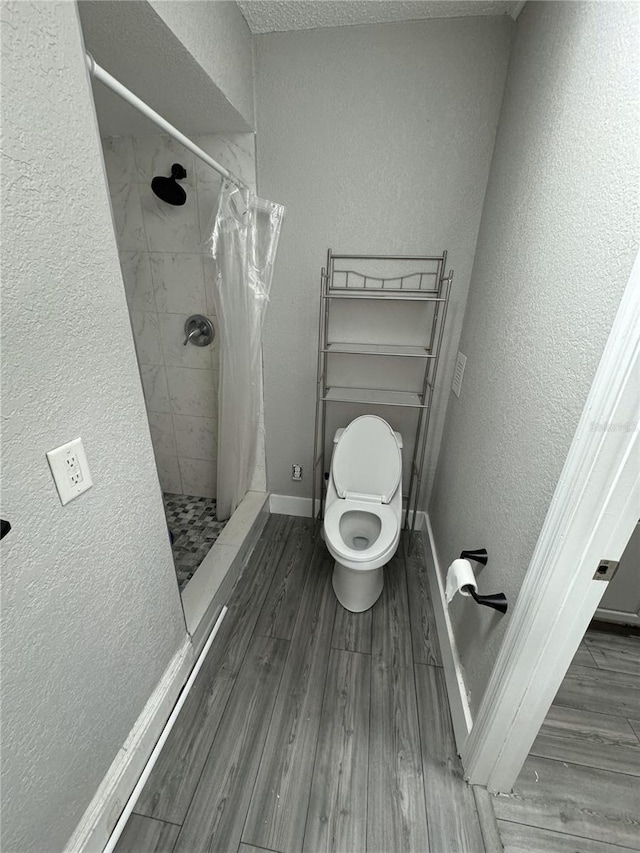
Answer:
[{"xmin": 312, "ymin": 250, "xmax": 453, "ymax": 540}]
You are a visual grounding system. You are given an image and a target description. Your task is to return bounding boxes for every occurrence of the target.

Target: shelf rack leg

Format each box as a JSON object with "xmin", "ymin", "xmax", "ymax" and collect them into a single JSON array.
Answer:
[{"xmin": 408, "ymin": 265, "xmax": 453, "ymax": 554}]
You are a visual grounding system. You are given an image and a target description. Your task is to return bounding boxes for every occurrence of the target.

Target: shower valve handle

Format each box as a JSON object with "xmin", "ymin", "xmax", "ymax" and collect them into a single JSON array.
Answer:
[{"xmin": 183, "ymin": 314, "xmax": 215, "ymax": 347}]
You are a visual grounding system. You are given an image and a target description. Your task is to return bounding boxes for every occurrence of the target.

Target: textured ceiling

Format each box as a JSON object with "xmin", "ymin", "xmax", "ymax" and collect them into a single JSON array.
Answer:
[{"xmin": 236, "ymin": 1, "xmax": 523, "ymax": 33}]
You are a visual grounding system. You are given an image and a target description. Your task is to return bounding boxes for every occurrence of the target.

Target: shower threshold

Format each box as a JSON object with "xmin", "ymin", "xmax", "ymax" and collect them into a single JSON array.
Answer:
[{"xmin": 175, "ymin": 490, "xmax": 269, "ymax": 649}]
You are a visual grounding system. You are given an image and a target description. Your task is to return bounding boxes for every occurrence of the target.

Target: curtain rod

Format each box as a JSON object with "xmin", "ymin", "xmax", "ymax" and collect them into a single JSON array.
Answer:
[{"xmin": 86, "ymin": 53, "xmax": 246, "ymax": 190}]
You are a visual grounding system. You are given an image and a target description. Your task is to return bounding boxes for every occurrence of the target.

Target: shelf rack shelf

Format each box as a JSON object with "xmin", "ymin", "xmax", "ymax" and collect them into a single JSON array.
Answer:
[
  {"xmin": 322, "ymin": 387, "xmax": 426, "ymax": 407},
  {"xmin": 323, "ymin": 343, "xmax": 435, "ymax": 358},
  {"xmin": 312, "ymin": 250, "xmax": 453, "ymax": 542}
]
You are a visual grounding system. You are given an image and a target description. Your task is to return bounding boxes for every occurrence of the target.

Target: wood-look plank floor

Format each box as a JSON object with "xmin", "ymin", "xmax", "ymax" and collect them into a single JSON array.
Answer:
[
  {"xmin": 302, "ymin": 648, "xmax": 370, "ymax": 853},
  {"xmin": 495, "ymin": 627, "xmax": 640, "ymax": 852},
  {"xmin": 173, "ymin": 635, "xmax": 289, "ymax": 853},
  {"xmin": 116, "ymin": 515, "xmax": 486, "ymax": 853},
  {"xmin": 135, "ymin": 535, "xmax": 287, "ymax": 824},
  {"xmin": 242, "ymin": 546, "xmax": 337, "ymax": 852},
  {"xmin": 114, "ymin": 815, "xmax": 180, "ymax": 853},
  {"xmin": 415, "ymin": 664, "xmax": 485, "ymax": 851},
  {"xmin": 368, "ymin": 552, "xmax": 430, "ymax": 853}
]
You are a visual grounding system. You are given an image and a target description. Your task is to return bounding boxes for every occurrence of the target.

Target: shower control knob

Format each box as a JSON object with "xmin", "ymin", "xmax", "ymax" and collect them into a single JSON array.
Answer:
[{"xmin": 183, "ymin": 314, "xmax": 215, "ymax": 347}]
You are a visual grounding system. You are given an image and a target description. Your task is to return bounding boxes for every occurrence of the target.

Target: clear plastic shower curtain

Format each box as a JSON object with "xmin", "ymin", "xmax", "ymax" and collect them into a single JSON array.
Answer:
[{"xmin": 210, "ymin": 181, "xmax": 284, "ymax": 520}]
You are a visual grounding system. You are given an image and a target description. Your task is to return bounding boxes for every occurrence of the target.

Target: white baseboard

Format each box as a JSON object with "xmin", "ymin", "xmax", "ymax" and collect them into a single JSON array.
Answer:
[
  {"xmin": 406, "ymin": 509, "xmax": 427, "ymax": 529},
  {"xmin": 595, "ymin": 607, "xmax": 640, "ymax": 626},
  {"xmin": 421, "ymin": 513, "xmax": 473, "ymax": 752},
  {"xmin": 65, "ymin": 637, "xmax": 194, "ymax": 853},
  {"xmin": 269, "ymin": 494, "xmax": 313, "ymax": 516}
]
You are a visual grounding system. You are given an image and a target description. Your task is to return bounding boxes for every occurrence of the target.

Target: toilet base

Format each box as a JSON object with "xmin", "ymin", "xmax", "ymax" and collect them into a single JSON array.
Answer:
[{"xmin": 332, "ymin": 560, "xmax": 384, "ymax": 612}]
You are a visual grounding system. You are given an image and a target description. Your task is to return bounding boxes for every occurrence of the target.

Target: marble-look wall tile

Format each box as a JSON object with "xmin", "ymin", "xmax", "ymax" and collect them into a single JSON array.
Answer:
[
  {"xmin": 178, "ymin": 456, "xmax": 217, "ymax": 498},
  {"xmin": 140, "ymin": 364, "xmax": 171, "ymax": 413},
  {"xmin": 109, "ymin": 182, "xmax": 147, "ymax": 252},
  {"xmin": 149, "ymin": 253, "xmax": 206, "ymax": 315},
  {"xmin": 139, "ymin": 182, "xmax": 202, "ymax": 253},
  {"xmin": 166, "ymin": 366, "xmax": 217, "ymax": 419},
  {"xmin": 132, "ymin": 135, "xmax": 196, "ymax": 189},
  {"xmin": 173, "ymin": 415, "xmax": 217, "ymax": 461},
  {"xmin": 196, "ymin": 179, "xmax": 223, "ymax": 245},
  {"xmin": 120, "ymin": 251, "xmax": 155, "ymax": 311},
  {"xmin": 155, "ymin": 453, "xmax": 182, "ymax": 494},
  {"xmin": 193, "ymin": 133, "xmax": 256, "ymax": 192},
  {"xmin": 101, "ymin": 136, "xmax": 137, "ymax": 188},
  {"xmin": 158, "ymin": 312, "xmax": 213, "ymax": 369},
  {"xmin": 147, "ymin": 411, "xmax": 177, "ymax": 458},
  {"xmin": 130, "ymin": 311, "xmax": 163, "ymax": 365},
  {"xmin": 101, "ymin": 133, "xmax": 259, "ymax": 499}
]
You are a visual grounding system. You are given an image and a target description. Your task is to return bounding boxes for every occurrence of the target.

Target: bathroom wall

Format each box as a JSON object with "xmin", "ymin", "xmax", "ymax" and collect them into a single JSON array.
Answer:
[
  {"xmin": 429, "ymin": 1, "xmax": 640, "ymax": 717},
  {"xmin": 101, "ymin": 132, "xmax": 258, "ymax": 497},
  {"xmin": 78, "ymin": 0, "xmax": 252, "ymax": 138},
  {"xmin": 149, "ymin": 0, "xmax": 254, "ymax": 129},
  {"xmin": 0, "ymin": 3, "xmax": 187, "ymax": 850},
  {"xmin": 254, "ymin": 16, "xmax": 514, "ymax": 503}
]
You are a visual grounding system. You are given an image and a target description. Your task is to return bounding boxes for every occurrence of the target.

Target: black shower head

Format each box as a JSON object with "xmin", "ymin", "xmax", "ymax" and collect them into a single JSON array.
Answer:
[{"xmin": 151, "ymin": 163, "xmax": 187, "ymax": 206}]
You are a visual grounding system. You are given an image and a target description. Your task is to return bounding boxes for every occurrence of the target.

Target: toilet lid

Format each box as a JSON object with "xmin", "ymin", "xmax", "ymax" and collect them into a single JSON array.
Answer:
[{"xmin": 333, "ymin": 416, "xmax": 401, "ymax": 504}]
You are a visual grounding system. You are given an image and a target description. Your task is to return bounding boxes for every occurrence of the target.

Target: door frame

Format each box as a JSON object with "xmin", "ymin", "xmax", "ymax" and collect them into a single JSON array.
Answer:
[{"xmin": 462, "ymin": 250, "xmax": 640, "ymax": 792}]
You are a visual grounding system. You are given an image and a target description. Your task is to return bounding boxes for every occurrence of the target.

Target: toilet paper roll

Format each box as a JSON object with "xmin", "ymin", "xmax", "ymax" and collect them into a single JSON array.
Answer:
[{"xmin": 445, "ymin": 558, "xmax": 478, "ymax": 604}]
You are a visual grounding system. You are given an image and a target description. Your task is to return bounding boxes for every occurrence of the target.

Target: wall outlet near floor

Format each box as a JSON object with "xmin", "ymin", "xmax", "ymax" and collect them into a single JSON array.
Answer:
[
  {"xmin": 292, "ymin": 463, "xmax": 303, "ymax": 481},
  {"xmin": 452, "ymin": 350, "xmax": 467, "ymax": 398},
  {"xmin": 46, "ymin": 437, "xmax": 93, "ymax": 505}
]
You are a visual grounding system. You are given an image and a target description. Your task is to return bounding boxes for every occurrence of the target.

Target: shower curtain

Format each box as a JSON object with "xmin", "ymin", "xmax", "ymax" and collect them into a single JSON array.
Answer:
[{"xmin": 210, "ymin": 181, "xmax": 284, "ymax": 520}]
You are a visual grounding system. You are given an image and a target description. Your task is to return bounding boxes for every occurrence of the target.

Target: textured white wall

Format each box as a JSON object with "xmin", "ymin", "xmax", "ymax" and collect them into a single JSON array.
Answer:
[
  {"xmin": 149, "ymin": 0, "xmax": 255, "ymax": 129},
  {"xmin": 430, "ymin": 1, "xmax": 640, "ymax": 716},
  {"xmin": 255, "ymin": 17, "xmax": 514, "ymax": 499},
  {"xmin": 79, "ymin": 0, "xmax": 252, "ymax": 137},
  {"xmin": 0, "ymin": 4, "xmax": 187, "ymax": 850}
]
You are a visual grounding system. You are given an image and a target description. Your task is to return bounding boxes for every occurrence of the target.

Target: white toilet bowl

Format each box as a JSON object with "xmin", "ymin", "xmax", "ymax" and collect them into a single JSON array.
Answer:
[{"xmin": 323, "ymin": 415, "xmax": 403, "ymax": 612}]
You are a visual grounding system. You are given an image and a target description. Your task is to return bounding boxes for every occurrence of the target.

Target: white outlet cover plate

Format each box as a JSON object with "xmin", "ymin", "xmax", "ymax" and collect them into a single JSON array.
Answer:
[{"xmin": 46, "ymin": 437, "xmax": 93, "ymax": 505}]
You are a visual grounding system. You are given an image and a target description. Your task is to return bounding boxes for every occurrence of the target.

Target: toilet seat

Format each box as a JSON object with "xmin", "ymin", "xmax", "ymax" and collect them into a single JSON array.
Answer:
[
  {"xmin": 332, "ymin": 415, "xmax": 401, "ymax": 504},
  {"xmin": 324, "ymin": 498, "xmax": 398, "ymax": 566}
]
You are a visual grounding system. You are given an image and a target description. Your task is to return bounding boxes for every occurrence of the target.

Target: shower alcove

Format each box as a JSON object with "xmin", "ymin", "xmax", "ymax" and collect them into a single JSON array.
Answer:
[{"xmin": 80, "ymin": 0, "xmax": 270, "ymax": 644}]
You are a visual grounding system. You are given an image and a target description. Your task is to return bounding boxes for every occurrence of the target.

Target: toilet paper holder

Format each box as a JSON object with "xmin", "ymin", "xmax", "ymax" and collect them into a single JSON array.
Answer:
[{"xmin": 460, "ymin": 549, "xmax": 508, "ymax": 615}]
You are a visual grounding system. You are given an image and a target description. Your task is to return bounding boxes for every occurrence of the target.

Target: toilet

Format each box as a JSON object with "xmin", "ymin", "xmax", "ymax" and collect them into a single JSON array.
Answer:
[{"xmin": 323, "ymin": 415, "xmax": 403, "ymax": 612}]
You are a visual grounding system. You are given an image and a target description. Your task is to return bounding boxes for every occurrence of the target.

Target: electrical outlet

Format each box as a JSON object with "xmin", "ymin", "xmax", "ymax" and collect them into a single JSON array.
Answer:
[
  {"xmin": 452, "ymin": 351, "xmax": 467, "ymax": 398},
  {"xmin": 65, "ymin": 451, "xmax": 84, "ymax": 486},
  {"xmin": 47, "ymin": 438, "xmax": 93, "ymax": 505},
  {"xmin": 292, "ymin": 464, "xmax": 303, "ymax": 481}
]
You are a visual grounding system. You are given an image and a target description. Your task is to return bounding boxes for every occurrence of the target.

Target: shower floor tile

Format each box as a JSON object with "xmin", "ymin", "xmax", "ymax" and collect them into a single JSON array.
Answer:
[{"xmin": 163, "ymin": 492, "xmax": 226, "ymax": 591}]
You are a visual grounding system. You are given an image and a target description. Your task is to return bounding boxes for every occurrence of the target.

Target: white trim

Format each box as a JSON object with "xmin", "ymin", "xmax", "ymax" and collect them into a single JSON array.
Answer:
[
  {"xmin": 65, "ymin": 637, "xmax": 194, "ymax": 853},
  {"xmin": 462, "ymin": 251, "xmax": 640, "ymax": 792},
  {"xmin": 594, "ymin": 607, "xmax": 640, "ymax": 626},
  {"xmin": 269, "ymin": 494, "xmax": 313, "ymax": 517},
  {"xmin": 421, "ymin": 514, "xmax": 473, "ymax": 750}
]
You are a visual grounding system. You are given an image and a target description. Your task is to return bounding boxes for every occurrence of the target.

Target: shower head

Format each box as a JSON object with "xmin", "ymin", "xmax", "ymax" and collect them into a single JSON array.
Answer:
[{"xmin": 151, "ymin": 163, "xmax": 187, "ymax": 206}]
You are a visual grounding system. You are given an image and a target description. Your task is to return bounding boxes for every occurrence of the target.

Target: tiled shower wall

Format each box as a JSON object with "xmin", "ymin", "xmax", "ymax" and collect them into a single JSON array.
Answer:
[{"xmin": 101, "ymin": 133, "xmax": 259, "ymax": 497}]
